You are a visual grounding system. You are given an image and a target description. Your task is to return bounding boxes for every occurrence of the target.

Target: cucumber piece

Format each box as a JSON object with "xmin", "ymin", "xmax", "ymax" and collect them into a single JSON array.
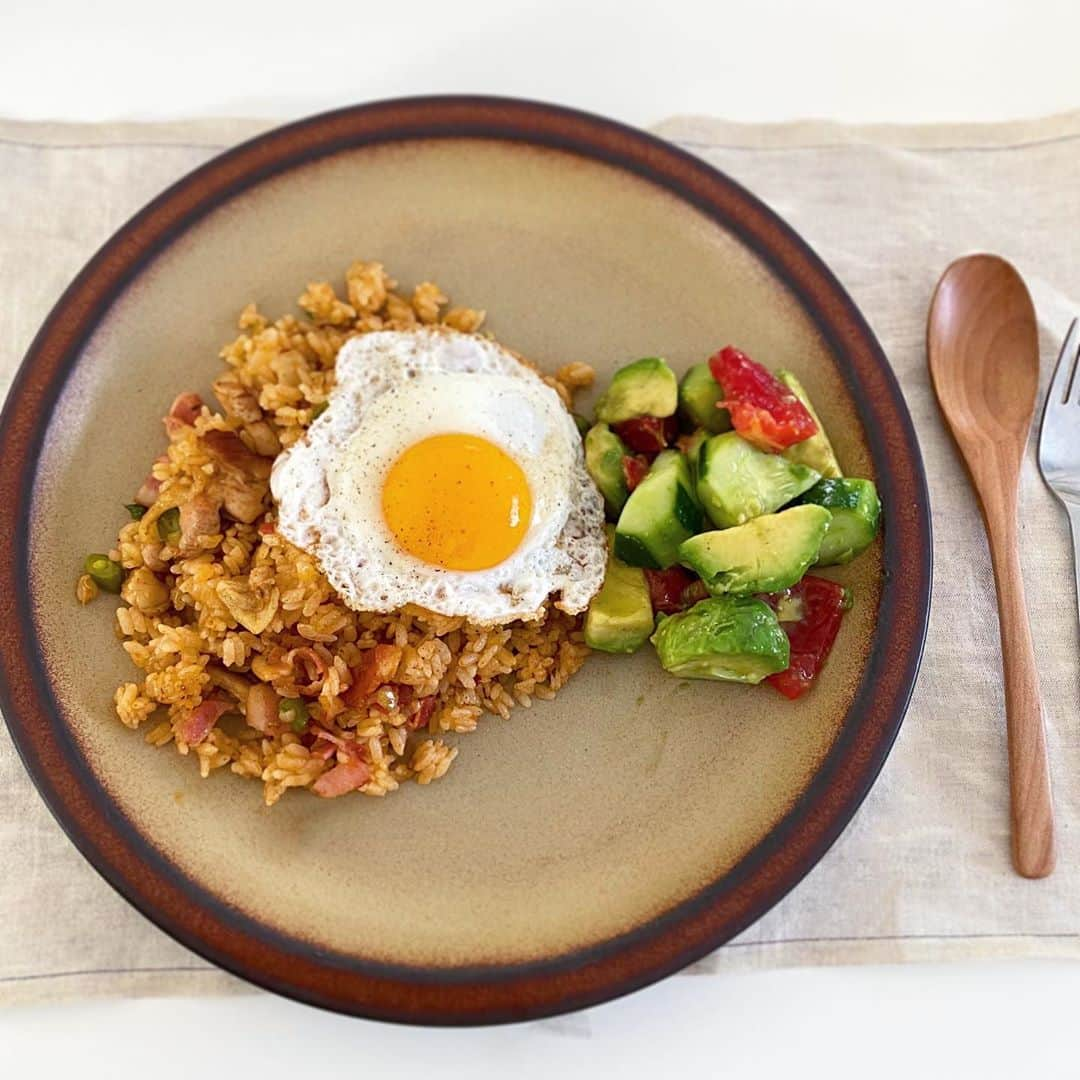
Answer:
[
  {"xmin": 777, "ymin": 371, "xmax": 842, "ymax": 478},
  {"xmin": 679, "ymin": 504, "xmax": 830, "ymax": 595},
  {"xmin": 614, "ymin": 450, "xmax": 703, "ymax": 569},
  {"xmin": 594, "ymin": 357, "xmax": 678, "ymax": 423},
  {"xmin": 678, "ymin": 363, "xmax": 731, "ymax": 433},
  {"xmin": 584, "ymin": 527, "xmax": 655, "ymax": 653},
  {"xmin": 683, "ymin": 428, "xmax": 709, "ymax": 487},
  {"xmin": 584, "ymin": 423, "xmax": 630, "ymax": 518},
  {"xmin": 696, "ymin": 431, "xmax": 819, "ymax": 528},
  {"xmin": 798, "ymin": 477, "xmax": 881, "ymax": 565},
  {"xmin": 651, "ymin": 595, "xmax": 789, "ymax": 684}
]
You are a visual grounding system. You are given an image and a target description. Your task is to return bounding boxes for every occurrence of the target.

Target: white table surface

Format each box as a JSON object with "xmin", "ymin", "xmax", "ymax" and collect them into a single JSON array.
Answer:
[{"xmin": 3, "ymin": 0, "xmax": 1079, "ymax": 1075}]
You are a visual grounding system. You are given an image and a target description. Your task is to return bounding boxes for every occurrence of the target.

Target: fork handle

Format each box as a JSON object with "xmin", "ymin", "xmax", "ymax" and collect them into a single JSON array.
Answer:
[
  {"xmin": 984, "ymin": 498, "xmax": 1055, "ymax": 878},
  {"xmin": 1065, "ymin": 502, "xmax": 1080, "ymax": 631}
]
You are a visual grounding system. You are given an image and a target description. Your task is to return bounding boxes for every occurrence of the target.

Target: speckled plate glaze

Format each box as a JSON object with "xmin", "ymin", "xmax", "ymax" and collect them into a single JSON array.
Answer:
[{"xmin": 0, "ymin": 97, "xmax": 930, "ymax": 1024}]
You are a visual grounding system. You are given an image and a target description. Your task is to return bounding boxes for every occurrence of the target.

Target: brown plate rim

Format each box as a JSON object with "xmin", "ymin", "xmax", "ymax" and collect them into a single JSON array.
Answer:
[{"xmin": 0, "ymin": 95, "xmax": 931, "ymax": 1025}]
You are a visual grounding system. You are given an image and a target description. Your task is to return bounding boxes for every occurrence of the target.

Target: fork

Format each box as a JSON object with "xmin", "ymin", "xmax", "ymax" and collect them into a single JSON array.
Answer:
[{"xmin": 1038, "ymin": 319, "xmax": 1080, "ymax": 611}]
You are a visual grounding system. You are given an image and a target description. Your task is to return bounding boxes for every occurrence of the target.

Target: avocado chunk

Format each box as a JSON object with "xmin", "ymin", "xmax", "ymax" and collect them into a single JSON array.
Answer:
[
  {"xmin": 678, "ymin": 504, "xmax": 831, "ymax": 595},
  {"xmin": 584, "ymin": 528, "xmax": 655, "ymax": 653},
  {"xmin": 798, "ymin": 477, "xmax": 881, "ymax": 565},
  {"xmin": 614, "ymin": 450, "xmax": 703, "ymax": 569},
  {"xmin": 594, "ymin": 357, "xmax": 678, "ymax": 423},
  {"xmin": 678, "ymin": 363, "xmax": 731, "ymax": 434},
  {"xmin": 696, "ymin": 431, "xmax": 820, "ymax": 528},
  {"xmin": 651, "ymin": 595, "xmax": 789, "ymax": 684},
  {"xmin": 584, "ymin": 423, "xmax": 630, "ymax": 518},
  {"xmin": 777, "ymin": 371, "xmax": 842, "ymax": 479}
]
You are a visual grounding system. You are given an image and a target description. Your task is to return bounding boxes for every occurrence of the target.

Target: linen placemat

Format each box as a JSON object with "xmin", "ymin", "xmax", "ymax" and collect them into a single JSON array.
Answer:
[{"xmin": 4, "ymin": 112, "xmax": 1080, "ymax": 1006}]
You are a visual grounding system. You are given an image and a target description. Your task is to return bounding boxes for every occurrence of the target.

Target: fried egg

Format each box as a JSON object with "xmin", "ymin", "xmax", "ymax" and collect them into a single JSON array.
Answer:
[{"xmin": 271, "ymin": 328, "xmax": 606, "ymax": 624}]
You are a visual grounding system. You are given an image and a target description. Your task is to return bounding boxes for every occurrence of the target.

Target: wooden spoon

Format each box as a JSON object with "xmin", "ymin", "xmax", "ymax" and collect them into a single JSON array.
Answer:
[{"xmin": 928, "ymin": 253, "xmax": 1055, "ymax": 878}]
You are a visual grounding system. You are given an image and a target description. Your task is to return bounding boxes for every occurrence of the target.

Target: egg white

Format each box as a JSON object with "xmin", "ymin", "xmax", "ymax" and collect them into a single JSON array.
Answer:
[{"xmin": 270, "ymin": 328, "xmax": 606, "ymax": 623}]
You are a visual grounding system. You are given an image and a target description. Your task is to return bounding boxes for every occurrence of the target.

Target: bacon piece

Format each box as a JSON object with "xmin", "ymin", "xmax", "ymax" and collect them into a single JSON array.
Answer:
[
  {"xmin": 312, "ymin": 757, "xmax": 372, "ymax": 798},
  {"xmin": 165, "ymin": 392, "xmax": 205, "ymax": 438},
  {"xmin": 178, "ymin": 697, "xmax": 230, "ymax": 746}
]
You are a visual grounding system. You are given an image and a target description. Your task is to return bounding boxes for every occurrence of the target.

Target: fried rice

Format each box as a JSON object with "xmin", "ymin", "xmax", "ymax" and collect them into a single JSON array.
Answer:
[{"xmin": 78, "ymin": 261, "xmax": 595, "ymax": 805}]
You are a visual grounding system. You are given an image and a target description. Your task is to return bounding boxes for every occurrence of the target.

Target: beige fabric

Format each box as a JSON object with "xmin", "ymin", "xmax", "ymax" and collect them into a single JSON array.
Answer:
[{"xmin": 4, "ymin": 112, "xmax": 1080, "ymax": 1005}]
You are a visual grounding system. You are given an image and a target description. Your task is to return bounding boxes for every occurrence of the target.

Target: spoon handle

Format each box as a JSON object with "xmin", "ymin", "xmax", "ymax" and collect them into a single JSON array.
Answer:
[{"xmin": 984, "ymin": 499, "xmax": 1055, "ymax": 878}]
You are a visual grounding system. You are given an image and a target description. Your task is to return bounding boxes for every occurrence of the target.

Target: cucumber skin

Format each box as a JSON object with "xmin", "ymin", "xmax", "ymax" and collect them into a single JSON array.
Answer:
[
  {"xmin": 614, "ymin": 452, "xmax": 702, "ymax": 569},
  {"xmin": 613, "ymin": 531, "xmax": 661, "ymax": 570},
  {"xmin": 798, "ymin": 478, "xmax": 881, "ymax": 566},
  {"xmin": 674, "ymin": 482, "xmax": 704, "ymax": 534},
  {"xmin": 696, "ymin": 431, "xmax": 819, "ymax": 529}
]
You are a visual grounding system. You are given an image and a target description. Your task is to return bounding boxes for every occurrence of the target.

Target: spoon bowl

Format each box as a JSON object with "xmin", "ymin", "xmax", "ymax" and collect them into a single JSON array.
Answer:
[{"xmin": 929, "ymin": 254, "xmax": 1040, "ymax": 459}]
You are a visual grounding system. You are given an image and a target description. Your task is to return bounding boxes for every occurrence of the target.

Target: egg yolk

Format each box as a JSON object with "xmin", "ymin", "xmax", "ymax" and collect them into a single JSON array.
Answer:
[{"xmin": 381, "ymin": 433, "xmax": 533, "ymax": 571}]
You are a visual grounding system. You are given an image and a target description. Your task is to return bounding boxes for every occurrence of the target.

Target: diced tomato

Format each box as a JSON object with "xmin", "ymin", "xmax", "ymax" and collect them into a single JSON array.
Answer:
[
  {"xmin": 621, "ymin": 454, "xmax": 650, "ymax": 492},
  {"xmin": 406, "ymin": 695, "xmax": 438, "ymax": 731},
  {"xmin": 680, "ymin": 579, "xmax": 710, "ymax": 608},
  {"xmin": 708, "ymin": 346, "xmax": 817, "ymax": 453},
  {"xmin": 342, "ymin": 643, "xmax": 403, "ymax": 706},
  {"xmin": 644, "ymin": 566, "xmax": 697, "ymax": 615},
  {"xmin": 611, "ymin": 415, "xmax": 678, "ymax": 454},
  {"xmin": 763, "ymin": 576, "xmax": 847, "ymax": 699}
]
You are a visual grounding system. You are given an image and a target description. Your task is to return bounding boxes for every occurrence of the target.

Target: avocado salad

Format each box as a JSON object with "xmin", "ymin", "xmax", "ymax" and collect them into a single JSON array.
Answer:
[{"xmin": 580, "ymin": 347, "xmax": 881, "ymax": 700}]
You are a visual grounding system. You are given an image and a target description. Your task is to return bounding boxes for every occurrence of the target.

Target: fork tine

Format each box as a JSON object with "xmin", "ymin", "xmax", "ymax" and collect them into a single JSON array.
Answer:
[{"xmin": 1048, "ymin": 317, "xmax": 1080, "ymax": 406}]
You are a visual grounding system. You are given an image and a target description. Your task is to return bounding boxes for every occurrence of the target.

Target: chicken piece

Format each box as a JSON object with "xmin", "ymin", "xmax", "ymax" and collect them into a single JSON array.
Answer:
[
  {"xmin": 244, "ymin": 419, "xmax": 281, "ymax": 458},
  {"xmin": 178, "ymin": 493, "xmax": 222, "ymax": 555},
  {"xmin": 217, "ymin": 578, "xmax": 280, "ymax": 635},
  {"xmin": 201, "ymin": 429, "xmax": 272, "ymax": 479},
  {"xmin": 201, "ymin": 429, "xmax": 273, "ymax": 522},
  {"xmin": 244, "ymin": 682, "xmax": 280, "ymax": 733},
  {"xmin": 212, "ymin": 373, "xmax": 262, "ymax": 423}
]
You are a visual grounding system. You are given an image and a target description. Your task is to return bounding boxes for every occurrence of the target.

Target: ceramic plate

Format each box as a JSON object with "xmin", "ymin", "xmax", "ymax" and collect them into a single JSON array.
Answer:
[{"xmin": 0, "ymin": 97, "xmax": 930, "ymax": 1024}]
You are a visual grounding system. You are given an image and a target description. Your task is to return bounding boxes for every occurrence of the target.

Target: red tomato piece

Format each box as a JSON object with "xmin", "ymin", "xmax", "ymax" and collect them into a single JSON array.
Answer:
[
  {"xmin": 644, "ymin": 566, "xmax": 697, "ymax": 615},
  {"xmin": 621, "ymin": 454, "xmax": 650, "ymax": 492},
  {"xmin": 763, "ymin": 576, "xmax": 847, "ymax": 699},
  {"xmin": 680, "ymin": 579, "xmax": 710, "ymax": 608},
  {"xmin": 708, "ymin": 346, "xmax": 817, "ymax": 453},
  {"xmin": 611, "ymin": 415, "xmax": 678, "ymax": 454},
  {"xmin": 342, "ymin": 643, "xmax": 403, "ymax": 707}
]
